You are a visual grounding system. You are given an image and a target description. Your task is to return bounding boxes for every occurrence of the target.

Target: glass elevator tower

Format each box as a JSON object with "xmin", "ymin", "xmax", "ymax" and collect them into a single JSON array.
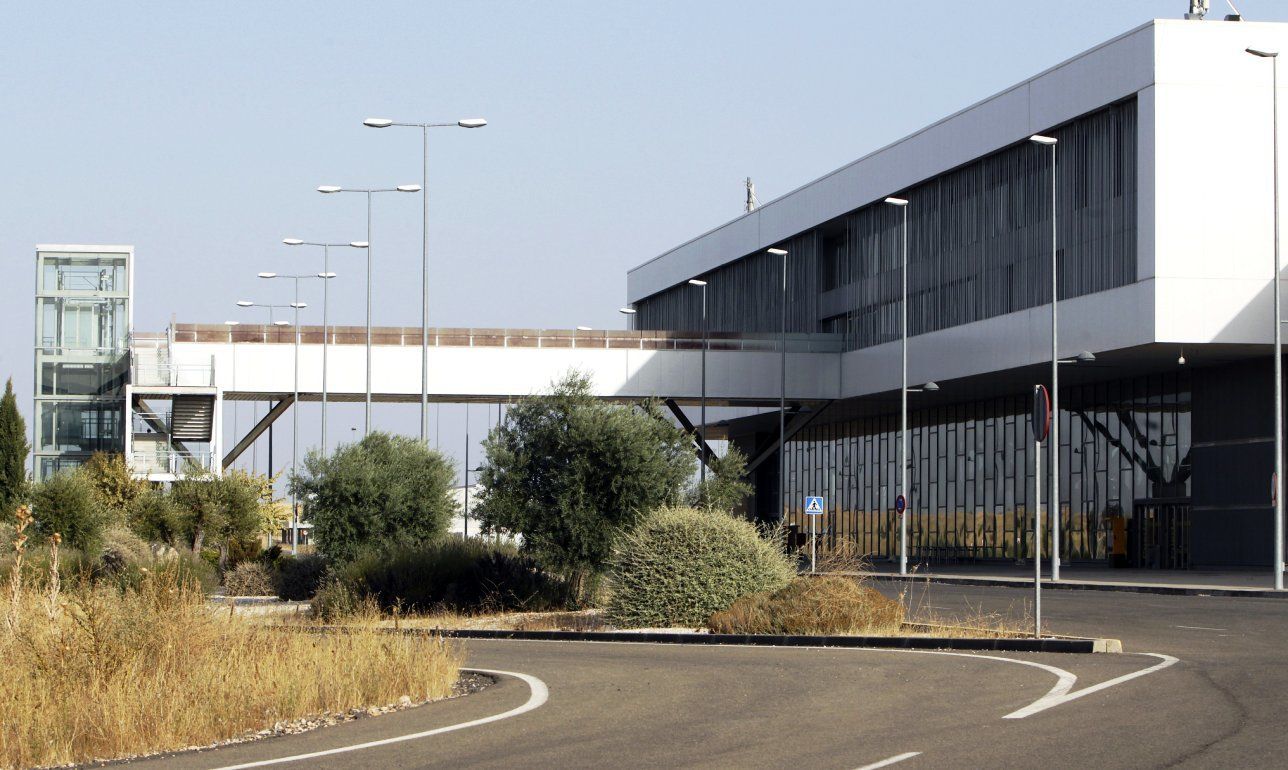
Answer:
[{"xmin": 33, "ymin": 245, "xmax": 132, "ymax": 480}]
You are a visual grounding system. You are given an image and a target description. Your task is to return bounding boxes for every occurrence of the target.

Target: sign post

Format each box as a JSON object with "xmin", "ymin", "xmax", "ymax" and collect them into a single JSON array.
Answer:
[
  {"xmin": 804, "ymin": 496, "xmax": 825, "ymax": 574},
  {"xmin": 1031, "ymin": 384, "xmax": 1051, "ymax": 639}
]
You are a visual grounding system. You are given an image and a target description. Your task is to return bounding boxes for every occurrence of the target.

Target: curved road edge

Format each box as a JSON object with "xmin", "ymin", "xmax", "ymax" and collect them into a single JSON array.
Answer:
[{"xmin": 207, "ymin": 668, "xmax": 549, "ymax": 770}]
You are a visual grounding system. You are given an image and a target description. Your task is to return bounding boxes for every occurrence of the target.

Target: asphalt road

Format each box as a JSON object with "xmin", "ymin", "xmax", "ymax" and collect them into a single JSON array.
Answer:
[{"xmin": 124, "ymin": 583, "xmax": 1288, "ymax": 769}]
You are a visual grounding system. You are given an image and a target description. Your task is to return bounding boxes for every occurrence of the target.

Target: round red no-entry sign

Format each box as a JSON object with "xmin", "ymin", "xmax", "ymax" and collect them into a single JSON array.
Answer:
[{"xmin": 1032, "ymin": 384, "xmax": 1051, "ymax": 444}]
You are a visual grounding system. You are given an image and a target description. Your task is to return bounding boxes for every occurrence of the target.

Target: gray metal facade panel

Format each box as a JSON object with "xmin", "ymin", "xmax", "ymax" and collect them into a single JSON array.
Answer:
[
  {"xmin": 638, "ymin": 100, "xmax": 1137, "ymax": 352},
  {"xmin": 628, "ymin": 22, "xmax": 1157, "ymax": 302}
]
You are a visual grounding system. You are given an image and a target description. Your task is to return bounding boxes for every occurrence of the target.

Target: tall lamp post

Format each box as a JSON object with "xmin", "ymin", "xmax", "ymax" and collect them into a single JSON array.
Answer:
[
  {"xmin": 282, "ymin": 238, "xmax": 366, "ymax": 452},
  {"xmin": 363, "ymin": 117, "xmax": 487, "ymax": 446},
  {"xmin": 236, "ymin": 300, "xmax": 301, "ymax": 548},
  {"xmin": 1030, "ymin": 133, "xmax": 1062, "ymax": 580},
  {"xmin": 235, "ymin": 302, "xmax": 292, "ymax": 482},
  {"xmin": 767, "ymin": 248, "xmax": 790, "ymax": 523},
  {"xmin": 257, "ymin": 272, "xmax": 324, "ymax": 554},
  {"xmin": 318, "ymin": 183, "xmax": 421, "ymax": 436},
  {"xmin": 688, "ymin": 278, "xmax": 709, "ymax": 489},
  {"xmin": 1248, "ymin": 47, "xmax": 1284, "ymax": 590},
  {"xmin": 883, "ymin": 197, "xmax": 912, "ymax": 574}
]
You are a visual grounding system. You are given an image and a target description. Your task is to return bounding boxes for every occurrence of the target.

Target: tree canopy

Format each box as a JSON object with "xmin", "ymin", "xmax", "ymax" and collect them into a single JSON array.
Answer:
[
  {"xmin": 687, "ymin": 445, "xmax": 754, "ymax": 515},
  {"xmin": 0, "ymin": 378, "xmax": 29, "ymax": 514},
  {"xmin": 170, "ymin": 470, "xmax": 264, "ymax": 565},
  {"xmin": 291, "ymin": 432, "xmax": 457, "ymax": 564},
  {"xmin": 476, "ymin": 372, "xmax": 695, "ymax": 580}
]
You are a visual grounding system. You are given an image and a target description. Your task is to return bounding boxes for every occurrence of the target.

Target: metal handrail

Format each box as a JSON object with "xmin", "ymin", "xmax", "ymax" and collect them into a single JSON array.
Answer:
[{"xmin": 168, "ymin": 325, "xmax": 847, "ymax": 354}]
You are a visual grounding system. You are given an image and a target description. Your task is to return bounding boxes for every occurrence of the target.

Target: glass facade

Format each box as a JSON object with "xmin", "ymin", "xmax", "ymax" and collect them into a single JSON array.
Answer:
[
  {"xmin": 782, "ymin": 372, "xmax": 1190, "ymax": 563},
  {"xmin": 33, "ymin": 248, "xmax": 132, "ymax": 480},
  {"xmin": 635, "ymin": 99, "xmax": 1138, "ymax": 352}
]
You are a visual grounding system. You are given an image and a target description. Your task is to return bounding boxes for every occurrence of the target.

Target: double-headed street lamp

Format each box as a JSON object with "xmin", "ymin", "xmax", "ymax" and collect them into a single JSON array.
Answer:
[
  {"xmin": 688, "ymin": 278, "xmax": 709, "ymax": 489},
  {"xmin": 282, "ymin": 238, "xmax": 367, "ymax": 452},
  {"xmin": 318, "ymin": 183, "xmax": 421, "ymax": 436},
  {"xmin": 1247, "ymin": 46, "xmax": 1284, "ymax": 590},
  {"xmin": 256, "ymin": 272, "xmax": 326, "ymax": 555},
  {"xmin": 236, "ymin": 298, "xmax": 301, "ymax": 551},
  {"xmin": 767, "ymin": 247, "xmax": 790, "ymax": 523},
  {"xmin": 363, "ymin": 116, "xmax": 487, "ymax": 445}
]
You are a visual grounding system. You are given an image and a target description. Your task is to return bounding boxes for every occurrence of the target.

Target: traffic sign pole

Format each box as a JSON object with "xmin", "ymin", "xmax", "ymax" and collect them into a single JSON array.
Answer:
[
  {"xmin": 811, "ymin": 513, "xmax": 816, "ymax": 574},
  {"xmin": 1032, "ymin": 384, "xmax": 1050, "ymax": 640},
  {"xmin": 804, "ymin": 496, "xmax": 825, "ymax": 574},
  {"xmin": 1035, "ymin": 429, "xmax": 1042, "ymax": 639}
]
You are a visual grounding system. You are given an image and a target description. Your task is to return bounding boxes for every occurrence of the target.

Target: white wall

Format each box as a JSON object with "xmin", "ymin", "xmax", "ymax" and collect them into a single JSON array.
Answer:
[
  {"xmin": 1151, "ymin": 20, "xmax": 1288, "ymax": 344},
  {"xmin": 172, "ymin": 341, "xmax": 843, "ymax": 404}
]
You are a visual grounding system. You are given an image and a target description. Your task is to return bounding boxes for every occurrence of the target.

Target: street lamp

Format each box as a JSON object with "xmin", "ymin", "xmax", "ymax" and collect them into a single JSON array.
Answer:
[
  {"xmin": 1029, "ymin": 133, "xmax": 1062, "ymax": 579},
  {"xmin": 364, "ymin": 116, "xmax": 487, "ymax": 446},
  {"xmin": 883, "ymin": 196, "xmax": 913, "ymax": 573},
  {"xmin": 235, "ymin": 301, "xmax": 295, "ymax": 517},
  {"xmin": 1248, "ymin": 46, "xmax": 1283, "ymax": 590},
  {"xmin": 283, "ymin": 238, "xmax": 366, "ymax": 452},
  {"xmin": 688, "ymin": 278, "xmax": 709, "ymax": 490},
  {"xmin": 257, "ymin": 273, "xmax": 322, "ymax": 555},
  {"xmin": 768, "ymin": 247, "xmax": 790, "ymax": 523},
  {"xmin": 619, "ymin": 306, "xmax": 636, "ymax": 331},
  {"xmin": 317, "ymin": 183, "xmax": 421, "ymax": 436}
]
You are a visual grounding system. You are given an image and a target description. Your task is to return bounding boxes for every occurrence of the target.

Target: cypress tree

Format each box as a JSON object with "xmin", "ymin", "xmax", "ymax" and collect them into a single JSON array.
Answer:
[{"xmin": 0, "ymin": 378, "xmax": 30, "ymax": 513}]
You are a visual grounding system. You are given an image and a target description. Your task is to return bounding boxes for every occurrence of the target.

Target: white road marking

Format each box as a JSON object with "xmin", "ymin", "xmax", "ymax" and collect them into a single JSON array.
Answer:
[
  {"xmin": 456, "ymin": 638, "xmax": 1176, "ymax": 722},
  {"xmin": 1002, "ymin": 653, "xmax": 1179, "ymax": 719},
  {"xmin": 855, "ymin": 751, "xmax": 922, "ymax": 769},
  {"xmin": 1175, "ymin": 625, "xmax": 1227, "ymax": 632},
  {"xmin": 901, "ymin": 649, "xmax": 1078, "ymax": 713},
  {"xmin": 209, "ymin": 668, "xmax": 549, "ymax": 769}
]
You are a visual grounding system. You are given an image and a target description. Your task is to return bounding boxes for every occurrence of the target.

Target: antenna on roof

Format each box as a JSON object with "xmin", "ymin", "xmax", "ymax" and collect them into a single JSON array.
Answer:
[
  {"xmin": 1185, "ymin": 0, "xmax": 1209, "ymax": 19},
  {"xmin": 745, "ymin": 177, "xmax": 759, "ymax": 213}
]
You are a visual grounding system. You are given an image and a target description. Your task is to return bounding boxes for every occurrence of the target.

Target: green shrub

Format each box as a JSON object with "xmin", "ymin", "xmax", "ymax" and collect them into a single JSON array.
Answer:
[
  {"xmin": 126, "ymin": 489, "xmax": 184, "ymax": 546},
  {"xmin": 224, "ymin": 561, "xmax": 275, "ymax": 596},
  {"xmin": 30, "ymin": 472, "xmax": 107, "ymax": 554},
  {"xmin": 341, "ymin": 539, "xmax": 571, "ymax": 614},
  {"xmin": 477, "ymin": 373, "xmax": 694, "ymax": 588},
  {"xmin": 291, "ymin": 432, "xmax": 457, "ymax": 564},
  {"xmin": 273, "ymin": 553, "xmax": 328, "ymax": 600},
  {"xmin": 708, "ymin": 576, "xmax": 904, "ymax": 635},
  {"xmin": 606, "ymin": 506, "xmax": 795, "ymax": 629}
]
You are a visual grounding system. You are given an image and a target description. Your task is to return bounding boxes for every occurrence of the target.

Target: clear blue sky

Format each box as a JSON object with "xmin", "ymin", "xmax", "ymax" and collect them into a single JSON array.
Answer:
[{"xmin": 3, "ymin": 1, "xmax": 1284, "ymax": 482}]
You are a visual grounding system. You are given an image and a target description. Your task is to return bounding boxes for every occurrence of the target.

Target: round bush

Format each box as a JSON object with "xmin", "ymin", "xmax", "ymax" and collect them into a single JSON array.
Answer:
[{"xmin": 606, "ymin": 507, "xmax": 794, "ymax": 628}]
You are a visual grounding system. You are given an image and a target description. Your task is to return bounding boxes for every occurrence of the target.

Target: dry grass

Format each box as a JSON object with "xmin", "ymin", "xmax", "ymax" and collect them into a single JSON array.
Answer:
[
  {"xmin": 0, "ymin": 509, "xmax": 461, "ymax": 769},
  {"xmin": 708, "ymin": 576, "xmax": 904, "ymax": 635}
]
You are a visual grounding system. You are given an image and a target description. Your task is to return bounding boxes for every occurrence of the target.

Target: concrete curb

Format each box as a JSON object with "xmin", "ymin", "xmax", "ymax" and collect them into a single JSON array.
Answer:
[
  {"xmin": 858, "ymin": 573, "xmax": 1288, "ymax": 598},
  {"xmin": 420, "ymin": 627, "xmax": 1109, "ymax": 653}
]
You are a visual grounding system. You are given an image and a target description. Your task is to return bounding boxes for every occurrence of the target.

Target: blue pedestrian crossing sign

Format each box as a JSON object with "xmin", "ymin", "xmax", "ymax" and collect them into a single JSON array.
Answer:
[{"xmin": 804, "ymin": 496, "xmax": 826, "ymax": 515}]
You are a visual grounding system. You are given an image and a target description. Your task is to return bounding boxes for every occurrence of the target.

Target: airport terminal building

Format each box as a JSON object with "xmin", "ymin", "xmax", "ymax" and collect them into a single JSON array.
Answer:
[
  {"xmin": 626, "ymin": 19, "xmax": 1288, "ymax": 569},
  {"xmin": 33, "ymin": 17, "xmax": 1288, "ymax": 572}
]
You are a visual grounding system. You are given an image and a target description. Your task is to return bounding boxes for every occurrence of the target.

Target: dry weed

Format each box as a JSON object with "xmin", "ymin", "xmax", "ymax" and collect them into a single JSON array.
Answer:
[
  {"xmin": 708, "ymin": 575, "xmax": 904, "ymax": 635},
  {"xmin": 0, "ymin": 562, "xmax": 460, "ymax": 768}
]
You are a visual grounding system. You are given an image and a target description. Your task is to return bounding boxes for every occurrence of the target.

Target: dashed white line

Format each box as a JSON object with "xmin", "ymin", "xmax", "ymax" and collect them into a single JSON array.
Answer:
[
  {"xmin": 209, "ymin": 667, "xmax": 549, "ymax": 769},
  {"xmin": 1175, "ymin": 625, "xmax": 1227, "ymax": 632},
  {"xmin": 855, "ymin": 751, "xmax": 922, "ymax": 769}
]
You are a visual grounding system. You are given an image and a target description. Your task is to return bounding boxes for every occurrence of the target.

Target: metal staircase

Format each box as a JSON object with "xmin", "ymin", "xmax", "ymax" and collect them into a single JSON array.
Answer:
[{"xmin": 170, "ymin": 395, "xmax": 215, "ymax": 442}]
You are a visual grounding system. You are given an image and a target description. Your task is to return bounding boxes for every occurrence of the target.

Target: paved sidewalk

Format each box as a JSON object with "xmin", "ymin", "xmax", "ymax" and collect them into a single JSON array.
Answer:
[{"xmin": 851, "ymin": 563, "xmax": 1288, "ymax": 597}]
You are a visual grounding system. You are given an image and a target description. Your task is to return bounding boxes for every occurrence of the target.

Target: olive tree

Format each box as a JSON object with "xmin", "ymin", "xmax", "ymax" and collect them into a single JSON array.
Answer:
[
  {"xmin": 476, "ymin": 372, "xmax": 695, "ymax": 591},
  {"xmin": 290, "ymin": 432, "xmax": 457, "ymax": 564}
]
